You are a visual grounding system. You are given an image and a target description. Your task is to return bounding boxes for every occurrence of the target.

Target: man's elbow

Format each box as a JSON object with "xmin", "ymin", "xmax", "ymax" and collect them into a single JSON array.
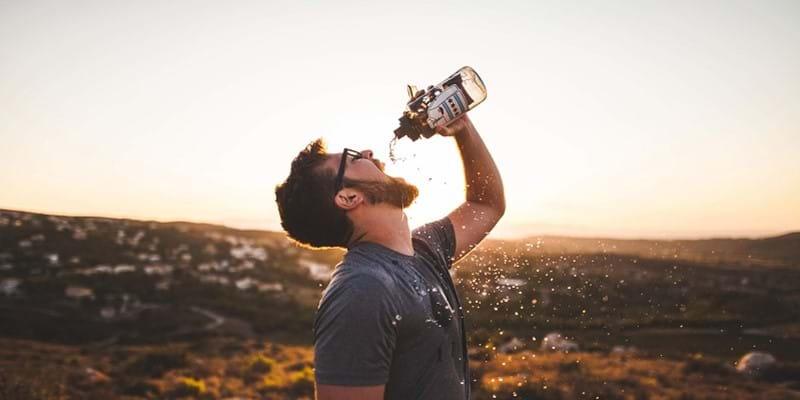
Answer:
[
  {"xmin": 493, "ymin": 193, "xmax": 506, "ymax": 219},
  {"xmin": 484, "ymin": 200, "xmax": 505, "ymax": 224}
]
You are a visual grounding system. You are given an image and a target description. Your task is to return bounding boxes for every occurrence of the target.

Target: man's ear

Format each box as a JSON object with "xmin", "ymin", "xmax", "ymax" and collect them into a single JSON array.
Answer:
[{"xmin": 334, "ymin": 188, "xmax": 363, "ymax": 211}]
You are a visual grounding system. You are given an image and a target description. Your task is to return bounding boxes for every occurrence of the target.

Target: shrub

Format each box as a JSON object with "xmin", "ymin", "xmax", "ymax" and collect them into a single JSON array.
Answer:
[
  {"xmin": 759, "ymin": 362, "xmax": 800, "ymax": 383},
  {"xmin": 248, "ymin": 354, "xmax": 277, "ymax": 374},
  {"xmin": 170, "ymin": 377, "xmax": 206, "ymax": 398},
  {"xmin": 122, "ymin": 348, "xmax": 188, "ymax": 378},
  {"xmin": 287, "ymin": 366, "xmax": 314, "ymax": 396},
  {"xmin": 682, "ymin": 358, "xmax": 732, "ymax": 377},
  {"xmin": 260, "ymin": 373, "xmax": 285, "ymax": 391},
  {"xmin": 0, "ymin": 365, "xmax": 66, "ymax": 400},
  {"xmin": 557, "ymin": 360, "xmax": 582, "ymax": 374},
  {"xmin": 118, "ymin": 378, "xmax": 160, "ymax": 397}
]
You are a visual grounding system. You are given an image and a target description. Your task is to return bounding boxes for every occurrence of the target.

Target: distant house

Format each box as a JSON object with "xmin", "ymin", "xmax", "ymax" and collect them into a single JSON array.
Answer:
[
  {"xmin": 498, "ymin": 337, "xmax": 526, "ymax": 354},
  {"xmin": 541, "ymin": 332, "xmax": 579, "ymax": 352},
  {"xmin": 45, "ymin": 253, "xmax": 60, "ymax": 266},
  {"xmin": 113, "ymin": 264, "xmax": 136, "ymax": 274},
  {"xmin": 611, "ymin": 345, "xmax": 638, "ymax": 355},
  {"xmin": 96, "ymin": 265, "xmax": 113, "ymax": 274},
  {"xmin": 235, "ymin": 277, "xmax": 256, "ymax": 290},
  {"xmin": 1, "ymin": 278, "xmax": 21, "ymax": 296},
  {"xmin": 155, "ymin": 280, "xmax": 171, "ymax": 291},
  {"xmin": 100, "ymin": 307, "xmax": 116, "ymax": 319},
  {"xmin": 230, "ymin": 243, "xmax": 268, "ymax": 261},
  {"xmin": 144, "ymin": 264, "xmax": 173, "ymax": 275},
  {"xmin": 65, "ymin": 286, "xmax": 95, "ymax": 300},
  {"xmin": 258, "ymin": 282, "xmax": 284, "ymax": 292},
  {"xmin": 298, "ymin": 259, "xmax": 332, "ymax": 281},
  {"xmin": 497, "ymin": 278, "xmax": 526, "ymax": 287}
]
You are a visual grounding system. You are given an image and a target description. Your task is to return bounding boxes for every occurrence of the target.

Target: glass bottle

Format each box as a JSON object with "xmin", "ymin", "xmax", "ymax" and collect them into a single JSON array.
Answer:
[{"xmin": 394, "ymin": 66, "xmax": 487, "ymax": 141}]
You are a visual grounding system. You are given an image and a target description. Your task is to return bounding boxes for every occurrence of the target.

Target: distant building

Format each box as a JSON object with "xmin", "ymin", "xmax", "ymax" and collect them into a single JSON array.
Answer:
[
  {"xmin": 498, "ymin": 337, "xmax": 526, "ymax": 354},
  {"xmin": 155, "ymin": 280, "xmax": 171, "ymax": 291},
  {"xmin": 144, "ymin": 264, "xmax": 173, "ymax": 275},
  {"xmin": 100, "ymin": 307, "xmax": 116, "ymax": 319},
  {"xmin": 113, "ymin": 264, "xmax": 136, "ymax": 274},
  {"xmin": 1, "ymin": 278, "xmax": 21, "ymax": 296},
  {"xmin": 45, "ymin": 253, "xmax": 60, "ymax": 266},
  {"xmin": 65, "ymin": 286, "xmax": 95, "ymax": 300},
  {"xmin": 611, "ymin": 345, "xmax": 638, "ymax": 355},
  {"xmin": 497, "ymin": 278, "xmax": 526, "ymax": 287},
  {"xmin": 258, "ymin": 282, "xmax": 284, "ymax": 292},
  {"xmin": 230, "ymin": 243, "xmax": 268, "ymax": 261},
  {"xmin": 236, "ymin": 277, "xmax": 256, "ymax": 290},
  {"xmin": 541, "ymin": 332, "xmax": 579, "ymax": 352},
  {"xmin": 298, "ymin": 259, "xmax": 332, "ymax": 281}
]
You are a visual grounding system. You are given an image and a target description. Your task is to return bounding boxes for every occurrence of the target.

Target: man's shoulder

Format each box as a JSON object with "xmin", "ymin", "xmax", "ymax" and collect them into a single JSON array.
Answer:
[
  {"xmin": 411, "ymin": 216, "xmax": 454, "ymax": 241},
  {"xmin": 327, "ymin": 258, "xmax": 394, "ymax": 296},
  {"xmin": 317, "ymin": 264, "xmax": 401, "ymax": 318},
  {"xmin": 411, "ymin": 216, "xmax": 456, "ymax": 269}
]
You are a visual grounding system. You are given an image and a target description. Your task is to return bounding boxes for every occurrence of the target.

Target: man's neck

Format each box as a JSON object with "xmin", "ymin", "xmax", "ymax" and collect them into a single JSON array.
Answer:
[{"xmin": 348, "ymin": 204, "xmax": 413, "ymax": 256}]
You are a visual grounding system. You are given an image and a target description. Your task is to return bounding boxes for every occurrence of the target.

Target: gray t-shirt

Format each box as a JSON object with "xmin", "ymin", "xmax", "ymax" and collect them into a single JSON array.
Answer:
[{"xmin": 313, "ymin": 217, "xmax": 469, "ymax": 400}]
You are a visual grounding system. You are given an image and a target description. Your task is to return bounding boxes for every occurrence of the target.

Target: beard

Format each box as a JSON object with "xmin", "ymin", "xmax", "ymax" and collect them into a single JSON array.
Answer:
[{"xmin": 346, "ymin": 175, "xmax": 419, "ymax": 209}]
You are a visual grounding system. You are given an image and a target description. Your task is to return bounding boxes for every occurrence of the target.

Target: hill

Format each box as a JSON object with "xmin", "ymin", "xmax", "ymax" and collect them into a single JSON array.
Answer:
[
  {"xmin": 2, "ymin": 209, "xmax": 800, "ymax": 399},
  {"xmin": 485, "ymin": 231, "xmax": 800, "ymax": 268}
]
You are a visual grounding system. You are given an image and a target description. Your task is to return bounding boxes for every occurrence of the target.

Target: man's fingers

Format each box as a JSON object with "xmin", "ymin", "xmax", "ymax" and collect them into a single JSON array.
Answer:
[{"xmin": 435, "ymin": 125, "xmax": 453, "ymax": 136}]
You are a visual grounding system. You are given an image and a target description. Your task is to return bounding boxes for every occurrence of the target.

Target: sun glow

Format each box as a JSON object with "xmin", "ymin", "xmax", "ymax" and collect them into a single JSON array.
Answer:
[{"xmin": 1, "ymin": 1, "xmax": 798, "ymax": 239}]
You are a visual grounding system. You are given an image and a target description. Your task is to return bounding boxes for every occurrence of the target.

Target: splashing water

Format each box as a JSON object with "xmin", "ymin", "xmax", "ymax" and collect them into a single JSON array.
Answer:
[{"xmin": 388, "ymin": 137, "xmax": 403, "ymax": 163}]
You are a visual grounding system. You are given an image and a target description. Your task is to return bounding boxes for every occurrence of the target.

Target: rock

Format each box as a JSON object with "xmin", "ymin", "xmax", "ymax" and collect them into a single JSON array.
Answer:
[
  {"xmin": 72, "ymin": 367, "xmax": 111, "ymax": 388},
  {"xmin": 611, "ymin": 345, "xmax": 638, "ymax": 355},
  {"xmin": 541, "ymin": 332, "xmax": 579, "ymax": 353},
  {"xmin": 498, "ymin": 337, "xmax": 526, "ymax": 354},
  {"xmin": 0, "ymin": 278, "xmax": 21, "ymax": 296},
  {"xmin": 736, "ymin": 351, "xmax": 776, "ymax": 375},
  {"xmin": 84, "ymin": 367, "xmax": 111, "ymax": 384}
]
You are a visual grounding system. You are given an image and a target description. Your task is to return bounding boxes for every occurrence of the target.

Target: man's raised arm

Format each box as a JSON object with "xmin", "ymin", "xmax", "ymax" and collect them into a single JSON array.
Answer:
[{"xmin": 436, "ymin": 114, "xmax": 505, "ymax": 263}]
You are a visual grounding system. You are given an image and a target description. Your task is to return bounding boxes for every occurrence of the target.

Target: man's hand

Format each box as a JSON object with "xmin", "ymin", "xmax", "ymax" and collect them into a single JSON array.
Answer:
[{"xmin": 434, "ymin": 114, "xmax": 473, "ymax": 137}]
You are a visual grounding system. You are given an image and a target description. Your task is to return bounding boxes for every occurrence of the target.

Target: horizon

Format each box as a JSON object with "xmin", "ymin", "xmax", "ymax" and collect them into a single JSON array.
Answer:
[
  {"xmin": 2, "ymin": 1, "xmax": 799, "ymax": 239},
  {"xmin": 3, "ymin": 206, "xmax": 795, "ymax": 242}
]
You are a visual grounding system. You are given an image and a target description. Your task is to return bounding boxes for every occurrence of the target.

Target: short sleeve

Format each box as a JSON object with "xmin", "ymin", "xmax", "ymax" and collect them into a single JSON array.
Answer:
[
  {"xmin": 412, "ymin": 216, "xmax": 457, "ymax": 269},
  {"xmin": 313, "ymin": 274, "xmax": 400, "ymax": 386}
]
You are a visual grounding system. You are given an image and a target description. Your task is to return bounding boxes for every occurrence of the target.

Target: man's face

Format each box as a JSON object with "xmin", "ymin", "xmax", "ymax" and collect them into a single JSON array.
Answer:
[
  {"xmin": 324, "ymin": 149, "xmax": 388, "ymax": 183},
  {"xmin": 324, "ymin": 148, "xmax": 419, "ymax": 209}
]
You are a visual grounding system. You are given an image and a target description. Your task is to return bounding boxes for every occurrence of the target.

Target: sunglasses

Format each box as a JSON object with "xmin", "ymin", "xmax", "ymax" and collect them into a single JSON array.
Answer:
[{"xmin": 334, "ymin": 148, "xmax": 364, "ymax": 194}]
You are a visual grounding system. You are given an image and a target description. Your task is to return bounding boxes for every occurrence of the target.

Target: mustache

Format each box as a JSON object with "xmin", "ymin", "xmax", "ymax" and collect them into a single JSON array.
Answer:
[{"xmin": 371, "ymin": 158, "xmax": 386, "ymax": 172}]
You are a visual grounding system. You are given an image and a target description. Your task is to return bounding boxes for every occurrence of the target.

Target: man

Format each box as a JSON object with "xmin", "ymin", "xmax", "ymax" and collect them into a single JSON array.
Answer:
[{"xmin": 274, "ymin": 114, "xmax": 504, "ymax": 400}]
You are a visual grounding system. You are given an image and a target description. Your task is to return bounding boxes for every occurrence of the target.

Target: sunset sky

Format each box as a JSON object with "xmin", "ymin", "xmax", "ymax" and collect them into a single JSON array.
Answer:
[{"xmin": 1, "ymin": 0, "xmax": 798, "ymax": 239}]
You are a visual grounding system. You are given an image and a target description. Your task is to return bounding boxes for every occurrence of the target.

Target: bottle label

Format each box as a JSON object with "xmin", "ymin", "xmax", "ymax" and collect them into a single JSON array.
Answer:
[{"xmin": 426, "ymin": 85, "xmax": 468, "ymax": 128}]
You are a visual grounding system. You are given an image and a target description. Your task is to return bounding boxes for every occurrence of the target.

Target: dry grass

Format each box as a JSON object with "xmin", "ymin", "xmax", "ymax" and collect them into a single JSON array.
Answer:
[{"xmin": 474, "ymin": 351, "xmax": 800, "ymax": 400}]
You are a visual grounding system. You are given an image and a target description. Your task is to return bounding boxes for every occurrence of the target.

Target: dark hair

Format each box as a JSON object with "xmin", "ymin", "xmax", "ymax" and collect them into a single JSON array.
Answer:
[{"xmin": 274, "ymin": 138, "xmax": 353, "ymax": 249}]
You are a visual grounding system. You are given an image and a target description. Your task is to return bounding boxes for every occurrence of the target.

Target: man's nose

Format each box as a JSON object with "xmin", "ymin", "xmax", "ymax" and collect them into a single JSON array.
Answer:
[{"xmin": 360, "ymin": 150, "xmax": 373, "ymax": 159}]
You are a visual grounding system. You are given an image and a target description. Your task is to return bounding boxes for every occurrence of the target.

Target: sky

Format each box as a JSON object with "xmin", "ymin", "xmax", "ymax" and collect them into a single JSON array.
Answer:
[{"xmin": 1, "ymin": 0, "xmax": 798, "ymax": 239}]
